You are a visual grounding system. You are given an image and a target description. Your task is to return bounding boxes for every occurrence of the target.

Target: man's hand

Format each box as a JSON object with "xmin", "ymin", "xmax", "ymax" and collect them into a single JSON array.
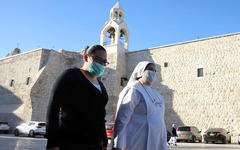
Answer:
[{"xmin": 47, "ymin": 147, "xmax": 60, "ymax": 150}]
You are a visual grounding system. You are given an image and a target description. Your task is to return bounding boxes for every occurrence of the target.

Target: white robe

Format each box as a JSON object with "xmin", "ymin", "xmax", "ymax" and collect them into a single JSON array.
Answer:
[{"xmin": 112, "ymin": 81, "xmax": 167, "ymax": 150}]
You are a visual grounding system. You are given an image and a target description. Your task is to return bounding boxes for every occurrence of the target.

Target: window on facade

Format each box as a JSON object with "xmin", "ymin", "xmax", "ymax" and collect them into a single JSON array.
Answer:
[
  {"xmin": 26, "ymin": 77, "xmax": 31, "ymax": 85},
  {"xmin": 197, "ymin": 68, "xmax": 203, "ymax": 77},
  {"xmin": 164, "ymin": 62, "xmax": 168, "ymax": 67},
  {"xmin": 10, "ymin": 79, "xmax": 14, "ymax": 87}
]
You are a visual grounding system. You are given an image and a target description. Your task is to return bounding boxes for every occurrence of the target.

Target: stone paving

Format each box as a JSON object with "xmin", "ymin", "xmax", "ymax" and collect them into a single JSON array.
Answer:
[
  {"xmin": 167, "ymin": 143, "xmax": 240, "ymax": 150},
  {"xmin": 0, "ymin": 134, "xmax": 240, "ymax": 150},
  {"xmin": 0, "ymin": 134, "xmax": 46, "ymax": 150}
]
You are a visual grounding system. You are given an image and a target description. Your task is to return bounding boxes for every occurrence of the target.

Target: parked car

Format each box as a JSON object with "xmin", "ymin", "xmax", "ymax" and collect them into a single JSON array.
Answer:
[
  {"xmin": 0, "ymin": 122, "xmax": 10, "ymax": 134},
  {"xmin": 177, "ymin": 126, "xmax": 202, "ymax": 143},
  {"xmin": 203, "ymin": 128, "xmax": 231, "ymax": 144},
  {"xmin": 14, "ymin": 121, "xmax": 46, "ymax": 137},
  {"xmin": 106, "ymin": 123, "xmax": 114, "ymax": 139}
]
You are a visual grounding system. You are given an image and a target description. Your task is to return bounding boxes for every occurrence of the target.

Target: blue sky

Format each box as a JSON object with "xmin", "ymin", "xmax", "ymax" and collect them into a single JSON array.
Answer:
[{"xmin": 0, "ymin": 0, "xmax": 239, "ymax": 58}]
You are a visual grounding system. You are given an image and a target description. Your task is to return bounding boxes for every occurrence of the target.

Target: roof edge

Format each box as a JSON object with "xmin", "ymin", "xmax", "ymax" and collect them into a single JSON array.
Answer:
[
  {"xmin": 0, "ymin": 48, "xmax": 54, "ymax": 61},
  {"xmin": 127, "ymin": 32, "xmax": 240, "ymax": 54}
]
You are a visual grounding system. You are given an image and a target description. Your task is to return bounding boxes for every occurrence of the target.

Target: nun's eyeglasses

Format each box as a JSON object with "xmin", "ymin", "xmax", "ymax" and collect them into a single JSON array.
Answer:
[{"xmin": 92, "ymin": 56, "xmax": 109, "ymax": 66}]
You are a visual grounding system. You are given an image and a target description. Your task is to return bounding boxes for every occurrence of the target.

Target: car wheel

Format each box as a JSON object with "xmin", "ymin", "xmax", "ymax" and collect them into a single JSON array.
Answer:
[
  {"xmin": 222, "ymin": 139, "xmax": 226, "ymax": 144},
  {"xmin": 4, "ymin": 130, "xmax": 9, "ymax": 134},
  {"xmin": 191, "ymin": 136, "xmax": 196, "ymax": 143},
  {"xmin": 14, "ymin": 129, "xmax": 19, "ymax": 136},
  {"xmin": 29, "ymin": 130, "xmax": 35, "ymax": 137}
]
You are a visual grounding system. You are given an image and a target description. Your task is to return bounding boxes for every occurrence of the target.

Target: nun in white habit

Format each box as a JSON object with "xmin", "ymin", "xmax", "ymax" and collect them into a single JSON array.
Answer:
[{"xmin": 111, "ymin": 61, "xmax": 167, "ymax": 150}]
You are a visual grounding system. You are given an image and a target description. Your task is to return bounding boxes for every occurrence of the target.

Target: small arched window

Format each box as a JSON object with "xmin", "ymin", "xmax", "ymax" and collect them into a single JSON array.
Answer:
[
  {"xmin": 114, "ymin": 11, "xmax": 118, "ymax": 19},
  {"xmin": 10, "ymin": 79, "xmax": 15, "ymax": 87},
  {"xmin": 26, "ymin": 77, "xmax": 31, "ymax": 85}
]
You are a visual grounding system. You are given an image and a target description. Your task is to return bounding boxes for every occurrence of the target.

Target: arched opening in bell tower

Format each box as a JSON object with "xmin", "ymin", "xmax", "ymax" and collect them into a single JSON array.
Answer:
[
  {"xmin": 120, "ymin": 29, "xmax": 128, "ymax": 49},
  {"xmin": 111, "ymin": 10, "xmax": 124, "ymax": 21},
  {"xmin": 104, "ymin": 27, "xmax": 116, "ymax": 45}
]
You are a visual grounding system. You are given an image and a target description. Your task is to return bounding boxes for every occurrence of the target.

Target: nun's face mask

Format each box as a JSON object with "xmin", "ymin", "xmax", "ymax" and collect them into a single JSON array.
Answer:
[
  {"xmin": 143, "ymin": 64, "xmax": 157, "ymax": 84},
  {"xmin": 144, "ymin": 70, "xmax": 156, "ymax": 84},
  {"xmin": 145, "ymin": 70, "xmax": 156, "ymax": 84}
]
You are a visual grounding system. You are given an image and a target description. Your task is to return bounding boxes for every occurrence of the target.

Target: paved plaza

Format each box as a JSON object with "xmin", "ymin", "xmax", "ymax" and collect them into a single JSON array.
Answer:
[
  {"xmin": 167, "ymin": 143, "xmax": 240, "ymax": 150},
  {"xmin": 0, "ymin": 134, "xmax": 239, "ymax": 150},
  {"xmin": 0, "ymin": 134, "xmax": 46, "ymax": 150}
]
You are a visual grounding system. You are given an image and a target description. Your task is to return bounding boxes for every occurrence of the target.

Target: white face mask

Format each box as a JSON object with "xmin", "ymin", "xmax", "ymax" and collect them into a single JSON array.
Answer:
[{"xmin": 144, "ymin": 70, "xmax": 156, "ymax": 84}]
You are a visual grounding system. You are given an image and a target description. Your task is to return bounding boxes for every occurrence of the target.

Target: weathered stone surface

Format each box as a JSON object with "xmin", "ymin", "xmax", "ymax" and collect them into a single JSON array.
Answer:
[
  {"xmin": 0, "ymin": 49, "xmax": 83, "ymax": 132},
  {"xmin": 126, "ymin": 33, "xmax": 240, "ymax": 142}
]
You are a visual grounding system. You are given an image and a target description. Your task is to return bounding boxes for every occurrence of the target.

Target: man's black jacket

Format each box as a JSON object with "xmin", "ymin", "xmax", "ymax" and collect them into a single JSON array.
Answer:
[{"xmin": 46, "ymin": 68, "xmax": 108, "ymax": 148}]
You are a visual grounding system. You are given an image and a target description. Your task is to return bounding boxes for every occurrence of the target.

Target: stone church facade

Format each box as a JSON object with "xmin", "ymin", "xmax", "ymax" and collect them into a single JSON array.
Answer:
[{"xmin": 0, "ymin": 2, "xmax": 240, "ymax": 142}]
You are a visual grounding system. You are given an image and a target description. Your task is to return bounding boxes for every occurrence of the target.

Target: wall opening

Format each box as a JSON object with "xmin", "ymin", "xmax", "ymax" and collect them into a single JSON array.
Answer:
[
  {"xmin": 164, "ymin": 62, "xmax": 168, "ymax": 68},
  {"xmin": 10, "ymin": 79, "xmax": 15, "ymax": 87},
  {"xmin": 197, "ymin": 68, "xmax": 203, "ymax": 77},
  {"xmin": 120, "ymin": 29, "xmax": 128, "ymax": 48},
  {"xmin": 26, "ymin": 77, "xmax": 31, "ymax": 85},
  {"xmin": 104, "ymin": 27, "xmax": 115, "ymax": 46}
]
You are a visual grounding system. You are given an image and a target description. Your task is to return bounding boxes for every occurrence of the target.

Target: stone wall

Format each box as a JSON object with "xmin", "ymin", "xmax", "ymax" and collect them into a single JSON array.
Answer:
[
  {"xmin": 102, "ymin": 45, "xmax": 119, "ymax": 121},
  {"xmin": 0, "ymin": 49, "xmax": 43, "ymax": 130},
  {"xmin": 30, "ymin": 49, "xmax": 83, "ymax": 121},
  {"xmin": 103, "ymin": 44, "xmax": 128, "ymax": 122},
  {"xmin": 0, "ymin": 48, "xmax": 83, "ymax": 130},
  {"xmin": 126, "ymin": 33, "xmax": 240, "ymax": 142}
]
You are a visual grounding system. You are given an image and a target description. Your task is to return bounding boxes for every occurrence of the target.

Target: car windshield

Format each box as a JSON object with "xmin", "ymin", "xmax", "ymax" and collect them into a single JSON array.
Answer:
[
  {"xmin": 0, "ymin": 122, "xmax": 8, "ymax": 125},
  {"xmin": 207, "ymin": 128, "xmax": 224, "ymax": 132},
  {"xmin": 38, "ymin": 123, "xmax": 46, "ymax": 126},
  {"xmin": 178, "ymin": 127, "xmax": 190, "ymax": 131},
  {"xmin": 106, "ymin": 125, "xmax": 113, "ymax": 130}
]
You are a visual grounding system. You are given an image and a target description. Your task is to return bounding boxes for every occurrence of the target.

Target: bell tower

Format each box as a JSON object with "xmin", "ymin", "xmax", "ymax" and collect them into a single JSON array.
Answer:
[
  {"xmin": 100, "ymin": 2, "xmax": 129, "ymax": 121},
  {"xmin": 100, "ymin": 2, "xmax": 129, "ymax": 49}
]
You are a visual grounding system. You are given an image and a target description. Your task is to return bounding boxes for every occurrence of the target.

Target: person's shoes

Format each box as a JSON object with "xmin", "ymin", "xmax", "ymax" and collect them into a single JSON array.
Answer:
[
  {"xmin": 174, "ymin": 144, "xmax": 177, "ymax": 146},
  {"xmin": 167, "ymin": 142, "xmax": 170, "ymax": 145}
]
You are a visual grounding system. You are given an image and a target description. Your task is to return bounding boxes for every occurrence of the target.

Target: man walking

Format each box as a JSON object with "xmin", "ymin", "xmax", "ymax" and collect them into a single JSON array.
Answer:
[{"xmin": 168, "ymin": 124, "xmax": 177, "ymax": 146}]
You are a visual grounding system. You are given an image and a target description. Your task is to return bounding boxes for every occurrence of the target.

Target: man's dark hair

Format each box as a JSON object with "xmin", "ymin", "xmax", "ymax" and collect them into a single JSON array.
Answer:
[{"xmin": 84, "ymin": 45, "xmax": 106, "ymax": 56}]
